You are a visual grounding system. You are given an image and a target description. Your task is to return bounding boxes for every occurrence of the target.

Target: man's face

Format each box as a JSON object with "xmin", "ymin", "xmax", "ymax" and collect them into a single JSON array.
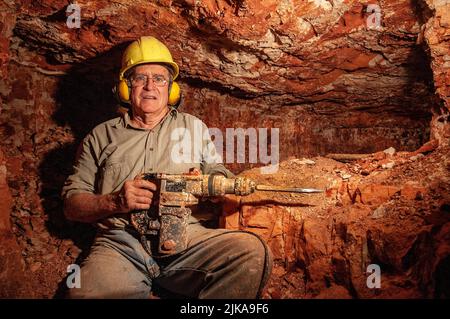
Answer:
[{"xmin": 130, "ymin": 64, "xmax": 170, "ymax": 115}]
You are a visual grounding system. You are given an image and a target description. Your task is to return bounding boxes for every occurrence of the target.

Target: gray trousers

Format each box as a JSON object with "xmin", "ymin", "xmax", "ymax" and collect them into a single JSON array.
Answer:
[{"xmin": 67, "ymin": 220, "xmax": 273, "ymax": 299}]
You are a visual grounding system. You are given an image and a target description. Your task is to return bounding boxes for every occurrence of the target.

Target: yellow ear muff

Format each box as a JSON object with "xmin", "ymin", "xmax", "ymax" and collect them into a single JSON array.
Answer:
[
  {"xmin": 168, "ymin": 81, "xmax": 181, "ymax": 106},
  {"xmin": 118, "ymin": 79, "xmax": 130, "ymax": 103}
]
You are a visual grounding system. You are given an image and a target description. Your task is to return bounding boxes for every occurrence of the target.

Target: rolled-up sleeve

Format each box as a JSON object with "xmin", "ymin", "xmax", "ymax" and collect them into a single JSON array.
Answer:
[{"xmin": 61, "ymin": 134, "xmax": 99, "ymax": 199}]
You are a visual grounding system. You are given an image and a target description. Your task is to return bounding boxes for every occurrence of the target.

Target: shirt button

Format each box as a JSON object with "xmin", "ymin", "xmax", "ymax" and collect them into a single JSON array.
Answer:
[{"xmin": 149, "ymin": 147, "xmax": 154, "ymax": 151}]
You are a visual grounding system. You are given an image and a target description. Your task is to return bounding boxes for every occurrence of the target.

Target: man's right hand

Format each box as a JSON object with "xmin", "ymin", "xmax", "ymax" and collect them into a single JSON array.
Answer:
[{"xmin": 114, "ymin": 179, "xmax": 157, "ymax": 213}]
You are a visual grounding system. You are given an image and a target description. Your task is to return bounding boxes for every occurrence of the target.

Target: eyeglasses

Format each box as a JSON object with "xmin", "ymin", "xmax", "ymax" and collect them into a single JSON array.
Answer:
[{"xmin": 130, "ymin": 74, "xmax": 168, "ymax": 87}]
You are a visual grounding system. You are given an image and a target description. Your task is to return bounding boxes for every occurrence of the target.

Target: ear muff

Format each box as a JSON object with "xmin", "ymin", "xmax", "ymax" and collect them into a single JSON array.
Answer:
[
  {"xmin": 168, "ymin": 81, "xmax": 181, "ymax": 106},
  {"xmin": 117, "ymin": 79, "xmax": 131, "ymax": 103}
]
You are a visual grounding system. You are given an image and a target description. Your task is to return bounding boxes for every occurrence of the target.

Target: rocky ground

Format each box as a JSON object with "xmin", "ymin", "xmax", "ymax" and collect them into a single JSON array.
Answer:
[
  {"xmin": 222, "ymin": 141, "xmax": 450, "ymax": 298},
  {"xmin": 0, "ymin": 0, "xmax": 449, "ymax": 298},
  {"xmin": 2, "ymin": 141, "xmax": 448, "ymax": 298}
]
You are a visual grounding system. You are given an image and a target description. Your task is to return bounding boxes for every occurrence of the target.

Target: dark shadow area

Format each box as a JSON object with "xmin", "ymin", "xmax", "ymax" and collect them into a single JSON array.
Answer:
[
  {"xmin": 411, "ymin": 0, "xmax": 435, "ymax": 25},
  {"xmin": 183, "ymin": 76, "xmax": 257, "ymax": 99},
  {"xmin": 37, "ymin": 43, "xmax": 130, "ymax": 298},
  {"xmin": 434, "ymin": 255, "xmax": 450, "ymax": 299},
  {"xmin": 403, "ymin": 44, "xmax": 435, "ymax": 118},
  {"xmin": 51, "ymin": 44, "xmax": 128, "ymax": 140},
  {"xmin": 411, "ymin": 0, "xmax": 447, "ymax": 127},
  {"xmin": 395, "ymin": 44, "xmax": 435, "ymax": 149}
]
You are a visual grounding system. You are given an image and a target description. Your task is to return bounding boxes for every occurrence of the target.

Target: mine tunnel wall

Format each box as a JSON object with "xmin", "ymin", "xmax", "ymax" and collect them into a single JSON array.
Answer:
[{"xmin": 0, "ymin": 0, "xmax": 449, "ymax": 298}]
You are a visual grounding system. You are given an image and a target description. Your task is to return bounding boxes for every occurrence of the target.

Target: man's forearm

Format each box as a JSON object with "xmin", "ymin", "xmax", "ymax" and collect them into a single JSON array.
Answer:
[{"xmin": 64, "ymin": 192, "xmax": 120, "ymax": 223}]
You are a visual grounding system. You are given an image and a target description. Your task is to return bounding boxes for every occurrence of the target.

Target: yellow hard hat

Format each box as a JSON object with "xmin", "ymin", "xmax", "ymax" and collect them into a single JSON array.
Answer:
[
  {"xmin": 119, "ymin": 36, "xmax": 179, "ymax": 80},
  {"xmin": 116, "ymin": 36, "xmax": 181, "ymax": 106}
]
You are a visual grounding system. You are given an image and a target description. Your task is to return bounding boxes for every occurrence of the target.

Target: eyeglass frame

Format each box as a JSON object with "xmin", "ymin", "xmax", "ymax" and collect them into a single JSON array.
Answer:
[{"xmin": 128, "ymin": 73, "xmax": 169, "ymax": 88}]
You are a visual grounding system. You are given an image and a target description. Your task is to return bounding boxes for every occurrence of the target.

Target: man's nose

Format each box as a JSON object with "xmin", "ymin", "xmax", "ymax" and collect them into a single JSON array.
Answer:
[{"xmin": 144, "ymin": 77, "xmax": 157, "ymax": 90}]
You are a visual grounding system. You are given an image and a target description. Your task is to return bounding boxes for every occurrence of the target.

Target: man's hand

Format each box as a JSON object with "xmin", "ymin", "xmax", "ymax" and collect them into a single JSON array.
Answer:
[
  {"xmin": 114, "ymin": 179, "xmax": 157, "ymax": 213},
  {"xmin": 64, "ymin": 178, "xmax": 157, "ymax": 223}
]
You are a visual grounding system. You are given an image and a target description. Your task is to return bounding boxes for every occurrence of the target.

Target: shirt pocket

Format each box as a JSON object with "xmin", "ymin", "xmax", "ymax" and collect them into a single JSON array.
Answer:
[{"xmin": 98, "ymin": 155, "xmax": 131, "ymax": 194}]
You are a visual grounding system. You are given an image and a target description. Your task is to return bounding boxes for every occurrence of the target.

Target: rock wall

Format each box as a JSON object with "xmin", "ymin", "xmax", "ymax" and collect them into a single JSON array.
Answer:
[
  {"xmin": 0, "ymin": 0, "xmax": 448, "ymax": 298},
  {"xmin": 5, "ymin": 0, "xmax": 440, "ymax": 153},
  {"xmin": 222, "ymin": 146, "xmax": 450, "ymax": 298},
  {"xmin": 0, "ymin": 148, "xmax": 34, "ymax": 298},
  {"xmin": 421, "ymin": 0, "xmax": 450, "ymax": 144}
]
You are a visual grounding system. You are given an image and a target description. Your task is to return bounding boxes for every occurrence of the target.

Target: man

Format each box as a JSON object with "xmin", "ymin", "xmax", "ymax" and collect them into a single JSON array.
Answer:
[{"xmin": 62, "ymin": 36, "xmax": 273, "ymax": 298}]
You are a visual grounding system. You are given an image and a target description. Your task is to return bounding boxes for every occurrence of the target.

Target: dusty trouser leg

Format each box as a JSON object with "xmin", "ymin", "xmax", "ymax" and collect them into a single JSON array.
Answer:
[
  {"xmin": 154, "ymin": 222, "xmax": 273, "ymax": 299},
  {"xmin": 67, "ymin": 229, "xmax": 157, "ymax": 299}
]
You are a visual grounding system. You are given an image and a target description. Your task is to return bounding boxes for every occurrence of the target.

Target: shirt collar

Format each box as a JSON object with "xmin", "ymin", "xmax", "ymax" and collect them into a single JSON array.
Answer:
[{"xmin": 114, "ymin": 107, "xmax": 178, "ymax": 130}]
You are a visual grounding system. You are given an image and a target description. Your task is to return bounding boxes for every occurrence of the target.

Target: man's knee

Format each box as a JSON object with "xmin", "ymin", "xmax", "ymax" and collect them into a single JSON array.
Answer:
[
  {"xmin": 65, "ymin": 248, "xmax": 152, "ymax": 299},
  {"xmin": 227, "ymin": 231, "xmax": 271, "ymax": 257},
  {"xmin": 224, "ymin": 232, "xmax": 273, "ymax": 283},
  {"xmin": 65, "ymin": 267, "xmax": 152, "ymax": 299}
]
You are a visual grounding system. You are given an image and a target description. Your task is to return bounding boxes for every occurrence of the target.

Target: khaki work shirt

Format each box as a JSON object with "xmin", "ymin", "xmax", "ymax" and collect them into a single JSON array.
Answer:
[{"xmin": 62, "ymin": 108, "xmax": 233, "ymax": 230}]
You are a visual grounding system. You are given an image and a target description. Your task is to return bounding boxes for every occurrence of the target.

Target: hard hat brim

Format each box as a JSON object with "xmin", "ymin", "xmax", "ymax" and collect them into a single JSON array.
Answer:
[{"xmin": 120, "ymin": 61, "xmax": 179, "ymax": 80}]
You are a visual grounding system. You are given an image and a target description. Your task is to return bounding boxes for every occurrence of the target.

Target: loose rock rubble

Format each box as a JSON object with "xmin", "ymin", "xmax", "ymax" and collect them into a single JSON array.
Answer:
[
  {"xmin": 222, "ymin": 145, "xmax": 450, "ymax": 298},
  {"xmin": 0, "ymin": 0, "xmax": 449, "ymax": 298}
]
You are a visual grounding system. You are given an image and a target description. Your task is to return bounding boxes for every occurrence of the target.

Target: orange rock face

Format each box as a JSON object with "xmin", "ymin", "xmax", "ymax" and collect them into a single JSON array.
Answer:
[
  {"xmin": 422, "ymin": 0, "xmax": 450, "ymax": 144},
  {"xmin": 222, "ymin": 147, "xmax": 450, "ymax": 298}
]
